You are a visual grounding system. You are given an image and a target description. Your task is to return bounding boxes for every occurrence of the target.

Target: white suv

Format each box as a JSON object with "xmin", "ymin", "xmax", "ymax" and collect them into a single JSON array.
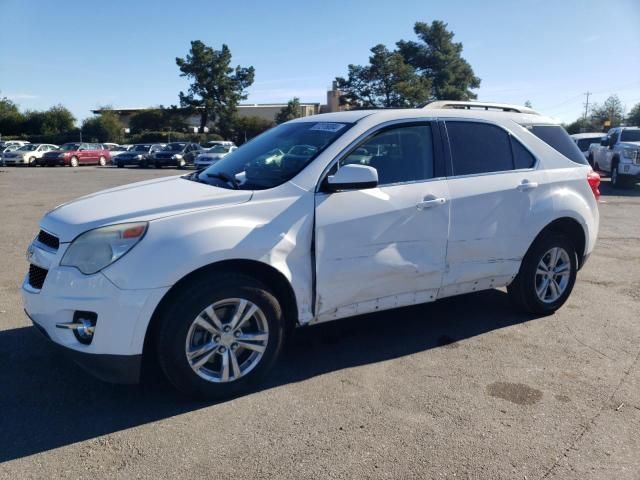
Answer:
[{"xmin": 22, "ymin": 104, "xmax": 600, "ymax": 399}]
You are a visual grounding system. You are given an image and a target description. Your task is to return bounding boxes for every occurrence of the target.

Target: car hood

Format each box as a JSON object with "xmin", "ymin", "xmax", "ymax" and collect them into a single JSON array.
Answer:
[
  {"xmin": 620, "ymin": 141, "xmax": 640, "ymax": 148},
  {"xmin": 41, "ymin": 175, "xmax": 253, "ymax": 242}
]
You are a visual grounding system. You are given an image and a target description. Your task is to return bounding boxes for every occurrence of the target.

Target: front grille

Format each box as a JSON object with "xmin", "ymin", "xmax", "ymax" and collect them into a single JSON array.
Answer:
[
  {"xmin": 37, "ymin": 230, "xmax": 59, "ymax": 250},
  {"xmin": 28, "ymin": 264, "xmax": 48, "ymax": 290}
]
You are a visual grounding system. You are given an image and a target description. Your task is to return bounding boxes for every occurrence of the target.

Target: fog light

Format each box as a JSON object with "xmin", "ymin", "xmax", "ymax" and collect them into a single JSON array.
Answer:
[{"xmin": 55, "ymin": 311, "xmax": 97, "ymax": 345}]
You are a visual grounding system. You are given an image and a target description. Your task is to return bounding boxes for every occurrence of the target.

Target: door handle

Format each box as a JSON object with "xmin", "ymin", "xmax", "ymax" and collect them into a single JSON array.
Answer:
[
  {"xmin": 517, "ymin": 180, "xmax": 538, "ymax": 192},
  {"xmin": 416, "ymin": 197, "xmax": 447, "ymax": 210}
]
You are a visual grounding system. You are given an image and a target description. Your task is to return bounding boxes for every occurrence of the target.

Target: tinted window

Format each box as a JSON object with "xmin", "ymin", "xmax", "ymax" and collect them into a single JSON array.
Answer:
[
  {"xmin": 620, "ymin": 130, "xmax": 640, "ymax": 142},
  {"xmin": 576, "ymin": 138, "xmax": 603, "ymax": 151},
  {"xmin": 511, "ymin": 138, "xmax": 536, "ymax": 169},
  {"xmin": 340, "ymin": 124, "xmax": 434, "ymax": 185},
  {"xmin": 446, "ymin": 121, "xmax": 513, "ymax": 175},
  {"xmin": 526, "ymin": 125, "xmax": 587, "ymax": 165}
]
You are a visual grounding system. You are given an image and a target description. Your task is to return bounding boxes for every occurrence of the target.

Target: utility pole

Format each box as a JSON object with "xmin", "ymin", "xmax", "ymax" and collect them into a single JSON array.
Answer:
[{"xmin": 583, "ymin": 91, "xmax": 591, "ymax": 122}]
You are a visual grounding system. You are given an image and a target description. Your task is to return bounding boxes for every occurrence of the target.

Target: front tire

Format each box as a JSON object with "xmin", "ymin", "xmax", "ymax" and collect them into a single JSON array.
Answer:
[
  {"xmin": 98, "ymin": 156, "xmax": 107, "ymax": 166},
  {"xmin": 28, "ymin": 157, "xmax": 36, "ymax": 167},
  {"xmin": 611, "ymin": 164, "xmax": 629, "ymax": 189},
  {"xmin": 70, "ymin": 156, "xmax": 79, "ymax": 167},
  {"xmin": 508, "ymin": 232, "xmax": 577, "ymax": 315},
  {"xmin": 155, "ymin": 273, "xmax": 285, "ymax": 400}
]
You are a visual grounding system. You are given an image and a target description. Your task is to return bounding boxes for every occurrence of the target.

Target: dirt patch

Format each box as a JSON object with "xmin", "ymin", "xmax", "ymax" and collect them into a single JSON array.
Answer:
[
  {"xmin": 554, "ymin": 394, "xmax": 571, "ymax": 403},
  {"xmin": 487, "ymin": 382, "xmax": 543, "ymax": 405}
]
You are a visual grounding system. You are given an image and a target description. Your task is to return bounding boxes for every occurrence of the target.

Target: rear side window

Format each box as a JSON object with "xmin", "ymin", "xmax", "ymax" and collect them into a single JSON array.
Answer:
[
  {"xmin": 526, "ymin": 125, "xmax": 587, "ymax": 165},
  {"xmin": 512, "ymin": 138, "xmax": 536, "ymax": 169},
  {"xmin": 445, "ymin": 121, "xmax": 513, "ymax": 176}
]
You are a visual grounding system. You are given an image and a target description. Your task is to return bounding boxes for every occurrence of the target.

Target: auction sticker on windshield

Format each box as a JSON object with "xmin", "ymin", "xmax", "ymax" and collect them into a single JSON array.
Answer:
[{"xmin": 310, "ymin": 123, "xmax": 347, "ymax": 132}]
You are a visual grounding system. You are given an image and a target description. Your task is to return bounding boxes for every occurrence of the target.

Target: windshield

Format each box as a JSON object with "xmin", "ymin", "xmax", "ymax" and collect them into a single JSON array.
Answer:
[
  {"xmin": 195, "ymin": 121, "xmax": 352, "ymax": 190},
  {"xmin": 133, "ymin": 144, "xmax": 151, "ymax": 152},
  {"xmin": 60, "ymin": 143, "xmax": 80, "ymax": 151},
  {"xmin": 18, "ymin": 144, "xmax": 38, "ymax": 151},
  {"xmin": 163, "ymin": 143, "xmax": 187, "ymax": 151},
  {"xmin": 620, "ymin": 130, "xmax": 640, "ymax": 142}
]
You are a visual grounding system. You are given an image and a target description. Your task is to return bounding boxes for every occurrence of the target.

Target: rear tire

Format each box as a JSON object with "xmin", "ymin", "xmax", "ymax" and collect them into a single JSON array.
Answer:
[
  {"xmin": 155, "ymin": 273, "xmax": 285, "ymax": 400},
  {"xmin": 155, "ymin": 162, "xmax": 162, "ymax": 169},
  {"xmin": 611, "ymin": 164, "xmax": 629, "ymax": 189},
  {"xmin": 507, "ymin": 232, "xmax": 577, "ymax": 315},
  {"xmin": 117, "ymin": 162, "xmax": 124, "ymax": 168}
]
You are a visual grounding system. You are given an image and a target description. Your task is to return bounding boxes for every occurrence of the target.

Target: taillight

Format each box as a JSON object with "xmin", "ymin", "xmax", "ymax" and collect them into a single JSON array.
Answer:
[{"xmin": 587, "ymin": 169, "xmax": 601, "ymax": 201}]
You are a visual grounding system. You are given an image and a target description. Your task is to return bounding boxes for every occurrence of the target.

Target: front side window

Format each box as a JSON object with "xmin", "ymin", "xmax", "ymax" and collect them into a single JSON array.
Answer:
[
  {"xmin": 339, "ymin": 124, "xmax": 434, "ymax": 185},
  {"xmin": 526, "ymin": 125, "xmax": 587, "ymax": 165},
  {"xmin": 195, "ymin": 121, "xmax": 352, "ymax": 190},
  {"xmin": 446, "ymin": 121, "xmax": 513, "ymax": 176}
]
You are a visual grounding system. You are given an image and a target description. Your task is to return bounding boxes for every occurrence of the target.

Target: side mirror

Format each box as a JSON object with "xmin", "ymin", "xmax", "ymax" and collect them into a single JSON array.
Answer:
[
  {"xmin": 600, "ymin": 138, "xmax": 609, "ymax": 147},
  {"xmin": 325, "ymin": 164, "xmax": 378, "ymax": 192}
]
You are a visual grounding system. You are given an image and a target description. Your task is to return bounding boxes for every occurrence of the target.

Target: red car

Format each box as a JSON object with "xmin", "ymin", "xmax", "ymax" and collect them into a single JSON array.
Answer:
[{"xmin": 39, "ymin": 143, "xmax": 111, "ymax": 167}]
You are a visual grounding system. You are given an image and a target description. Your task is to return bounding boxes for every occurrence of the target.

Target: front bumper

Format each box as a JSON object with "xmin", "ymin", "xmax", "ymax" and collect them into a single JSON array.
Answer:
[
  {"xmin": 21, "ymin": 241, "xmax": 169, "ymax": 382},
  {"xmin": 619, "ymin": 162, "xmax": 640, "ymax": 179},
  {"xmin": 28, "ymin": 312, "xmax": 142, "ymax": 384}
]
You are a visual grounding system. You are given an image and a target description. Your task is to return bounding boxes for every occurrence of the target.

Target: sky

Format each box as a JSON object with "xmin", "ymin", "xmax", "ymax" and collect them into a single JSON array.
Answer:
[{"xmin": 1, "ymin": 0, "xmax": 639, "ymax": 124}]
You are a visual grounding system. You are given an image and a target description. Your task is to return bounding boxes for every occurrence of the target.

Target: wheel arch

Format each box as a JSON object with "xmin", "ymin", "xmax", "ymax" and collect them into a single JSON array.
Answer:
[
  {"xmin": 142, "ymin": 258, "xmax": 299, "ymax": 362},
  {"xmin": 529, "ymin": 217, "xmax": 587, "ymax": 269}
]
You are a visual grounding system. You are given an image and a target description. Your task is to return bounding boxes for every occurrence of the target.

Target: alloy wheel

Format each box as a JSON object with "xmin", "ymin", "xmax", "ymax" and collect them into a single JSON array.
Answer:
[
  {"xmin": 185, "ymin": 298, "xmax": 269, "ymax": 383},
  {"xmin": 535, "ymin": 247, "xmax": 571, "ymax": 303}
]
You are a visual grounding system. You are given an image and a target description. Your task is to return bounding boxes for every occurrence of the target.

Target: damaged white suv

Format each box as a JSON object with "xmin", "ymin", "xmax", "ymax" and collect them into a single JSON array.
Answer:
[{"xmin": 23, "ymin": 102, "xmax": 600, "ymax": 399}]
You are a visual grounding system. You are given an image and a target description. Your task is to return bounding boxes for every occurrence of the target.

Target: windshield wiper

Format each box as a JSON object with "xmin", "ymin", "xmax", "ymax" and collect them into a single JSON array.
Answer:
[{"xmin": 206, "ymin": 171, "xmax": 239, "ymax": 189}]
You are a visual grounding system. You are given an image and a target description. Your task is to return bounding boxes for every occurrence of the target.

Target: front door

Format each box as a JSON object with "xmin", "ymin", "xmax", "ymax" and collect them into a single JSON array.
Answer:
[{"xmin": 314, "ymin": 122, "xmax": 450, "ymax": 322}]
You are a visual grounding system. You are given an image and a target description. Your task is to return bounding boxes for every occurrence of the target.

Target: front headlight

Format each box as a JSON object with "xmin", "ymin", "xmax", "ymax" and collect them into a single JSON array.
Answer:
[
  {"xmin": 173, "ymin": 154, "xmax": 183, "ymax": 159},
  {"xmin": 623, "ymin": 149, "xmax": 638, "ymax": 160},
  {"xmin": 60, "ymin": 222, "xmax": 148, "ymax": 274},
  {"xmin": 135, "ymin": 154, "xmax": 143, "ymax": 160}
]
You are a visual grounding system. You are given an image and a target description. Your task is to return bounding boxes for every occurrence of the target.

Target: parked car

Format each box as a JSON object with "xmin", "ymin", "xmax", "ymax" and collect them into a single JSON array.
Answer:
[
  {"xmin": 0, "ymin": 144, "xmax": 22, "ymax": 165},
  {"xmin": 22, "ymin": 104, "xmax": 600, "ymax": 399},
  {"xmin": 588, "ymin": 126, "xmax": 640, "ymax": 187},
  {"xmin": 114, "ymin": 144, "xmax": 165, "ymax": 168},
  {"xmin": 0, "ymin": 140, "xmax": 30, "ymax": 149},
  {"xmin": 151, "ymin": 142, "xmax": 202, "ymax": 168},
  {"xmin": 2, "ymin": 143, "xmax": 58, "ymax": 166},
  {"xmin": 39, "ymin": 143, "xmax": 111, "ymax": 167},
  {"xmin": 194, "ymin": 144, "xmax": 237, "ymax": 169},
  {"xmin": 204, "ymin": 140, "xmax": 235, "ymax": 149},
  {"xmin": 570, "ymin": 133, "xmax": 605, "ymax": 161}
]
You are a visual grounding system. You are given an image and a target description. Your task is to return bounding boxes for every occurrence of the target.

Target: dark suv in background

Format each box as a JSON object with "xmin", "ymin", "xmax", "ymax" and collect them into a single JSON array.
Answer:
[
  {"xmin": 151, "ymin": 142, "xmax": 202, "ymax": 169},
  {"xmin": 115, "ymin": 144, "xmax": 165, "ymax": 168}
]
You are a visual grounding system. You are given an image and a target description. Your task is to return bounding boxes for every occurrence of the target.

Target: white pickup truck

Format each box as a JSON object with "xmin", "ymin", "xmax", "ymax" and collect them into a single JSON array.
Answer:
[{"xmin": 589, "ymin": 126, "xmax": 640, "ymax": 188}]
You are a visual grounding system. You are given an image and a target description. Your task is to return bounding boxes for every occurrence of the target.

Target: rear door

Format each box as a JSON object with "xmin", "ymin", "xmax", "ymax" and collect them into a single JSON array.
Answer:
[
  {"xmin": 440, "ymin": 120, "xmax": 546, "ymax": 297},
  {"xmin": 314, "ymin": 121, "xmax": 450, "ymax": 321}
]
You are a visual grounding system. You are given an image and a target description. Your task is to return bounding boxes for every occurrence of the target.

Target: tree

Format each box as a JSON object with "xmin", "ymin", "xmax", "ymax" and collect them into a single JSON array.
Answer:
[
  {"xmin": 176, "ymin": 41, "xmax": 255, "ymax": 131},
  {"xmin": 335, "ymin": 44, "xmax": 431, "ymax": 109},
  {"xmin": 275, "ymin": 97, "xmax": 303, "ymax": 124},
  {"xmin": 397, "ymin": 20, "xmax": 481, "ymax": 100},
  {"xmin": 0, "ymin": 96, "xmax": 24, "ymax": 136},
  {"xmin": 129, "ymin": 109, "xmax": 165, "ymax": 132},
  {"xmin": 524, "ymin": 100, "xmax": 533, "ymax": 109},
  {"xmin": 590, "ymin": 95, "xmax": 625, "ymax": 129},
  {"xmin": 230, "ymin": 115, "xmax": 274, "ymax": 144},
  {"xmin": 40, "ymin": 105, "xmax": 75, "ymax": 135},
  {"xmin": 627, "ymin": 103, "xmax": 640, "ymax": 127},
  {"xmin": 82, "ymin": 111, "xmax": 123, "ymax": 142}
]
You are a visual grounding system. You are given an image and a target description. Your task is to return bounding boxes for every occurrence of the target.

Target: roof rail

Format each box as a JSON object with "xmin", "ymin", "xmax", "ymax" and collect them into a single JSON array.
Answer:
[{"xmin": 423, "ymin": 101, "xmax": 540, "ymax": 115}]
